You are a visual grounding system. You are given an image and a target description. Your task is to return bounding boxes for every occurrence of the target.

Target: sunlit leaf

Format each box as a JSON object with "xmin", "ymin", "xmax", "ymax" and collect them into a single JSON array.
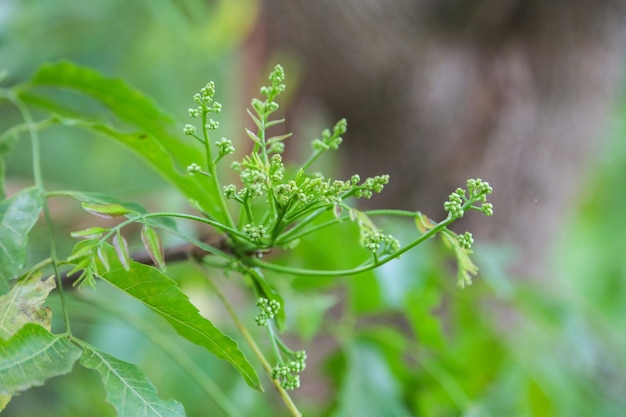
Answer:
[
  {"xmin": 0, "ymin": 323, "xmax": 81, "ymax": 396},
  {"xmin": 80, "ymin": 344, "xmax": 185, "ymax": 417},
  {"xmin": 0, "ymin": 187, "xmax": 43, "ymax": 295},
  {"xmin": 0, "ymin": 274, "xmax": 55, "ymax": 339},
  {"xmin": 100, "ymin": 251, "xmax": 261, "ymax": 390}
]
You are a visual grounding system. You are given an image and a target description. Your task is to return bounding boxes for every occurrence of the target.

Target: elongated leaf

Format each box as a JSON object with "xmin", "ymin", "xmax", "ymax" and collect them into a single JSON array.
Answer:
[
  {"xmin": 0, "ymin": 323, "xmax": 81, "ymax": 395},
  {"xmin": 101, "ymin": 253, "xmax": 261, "ymax": 390},
  {"xmin": 19, "ymin": 62, "xmax": 229, "ymax": 222},
  {"xmin": 81, "ymin": 202, "xmax": 135, "ymax": 218},
  {"xmin": 0, "ymin": 274, "xmax": 55, "ymax": 339},
  {"xmin": 80, "ymin": 345, "xmax": 185, "ymax": 417},
  {"xmin": 54, "ymin": 190, "xmax": 147, "ymax": 214},
  {"xmin": 141, "ymin": 225, "xmax": 165, "ymax": 271},
  {"xmin": 113, "ymin": 231, "xmax": 131, "ymax": 271},
  {"xmin": 0, "ymin": 187, "xmax": 43, "ymax": 295}
]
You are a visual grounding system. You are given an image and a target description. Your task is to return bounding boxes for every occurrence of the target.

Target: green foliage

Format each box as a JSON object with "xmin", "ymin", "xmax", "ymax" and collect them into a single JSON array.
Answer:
[
  {"xmin": 0, "ymin": 60, "xmax": 494, "ymax": 417},
  {"xmin": 79, "ymin": 344, "xmax": 186, "ymax": 417},
  {"xmin": 0, "ymin": 187, "xmax": 42, "ymax": 294}
]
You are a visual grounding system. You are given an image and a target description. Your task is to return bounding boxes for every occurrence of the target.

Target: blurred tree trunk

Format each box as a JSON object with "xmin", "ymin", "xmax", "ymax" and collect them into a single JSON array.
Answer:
[{"xmin": 255, "ymin": 0, "xmax": 626, "ymax": 277}]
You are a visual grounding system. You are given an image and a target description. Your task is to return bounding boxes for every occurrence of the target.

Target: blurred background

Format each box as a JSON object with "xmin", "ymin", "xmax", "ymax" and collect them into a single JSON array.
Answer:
[{"xmin": 2, "ymin": 0, "xmax": 626, "ymax": 416}]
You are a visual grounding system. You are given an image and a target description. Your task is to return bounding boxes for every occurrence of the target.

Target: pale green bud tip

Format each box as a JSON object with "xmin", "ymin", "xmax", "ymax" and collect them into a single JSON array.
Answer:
[
  {"xmin": 205, "ymin": 120, "xmax": 219, "ymax": 130},
  {"xmin": 187, "ymin": 163, "xmax": 201, "ymax": 175},
  {"xmin": 270, "ymin": 64, "xmax": 285, "ymax": 84},
  {"xmin": 458, "ymin": 231, "xmax": 474, "ymax": 249},
  {"xmin": 188, "ymin": 107, "xmax": 202, "ymax": 118},
  {"xmin": 183, "ymin": 124, "xmax": 196, "ymax": 135},
  {"xmin": 216, "ymin": 138, "xmax": 235, "ymax": 155}
]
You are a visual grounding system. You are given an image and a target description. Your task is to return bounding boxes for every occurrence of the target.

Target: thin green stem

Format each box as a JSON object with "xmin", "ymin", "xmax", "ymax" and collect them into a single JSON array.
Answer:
[
  {"xmin": 202, "ymin": 270, "xmax": 302, "ymax": 417},
  {"xmin": 201, "ymin": 107, "xmax": 236, "ymax": 230},
  {"xmin": 9, "ymin": 92, "xmax": 72, "ymax": 335},
  {"xmin": 253, "ymin": 214, "xmax": 455, "ymax": 277}
]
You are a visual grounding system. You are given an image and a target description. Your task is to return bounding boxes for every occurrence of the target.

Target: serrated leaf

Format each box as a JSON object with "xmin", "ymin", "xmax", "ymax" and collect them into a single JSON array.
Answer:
[
  {"xmin": 141, "ymin": 225, "xmax": 165, "ymax": 271},
  {"xmin": 0, "ymin": 274, "xmax": 55, "ymax": 339},
  {"xmin": 80, "ymin": 345, "xmax": 185, "ymax": 417},
  {"xmin": 81, "ymin": 202, "xmax": 134, "ymax": 218},
  {"xmin": 0, "ymin": 187, "xmax": 43, "ymax": 295},
  {"xmin": 0, "ymin": 323, "xmax": 81, "ymax": 396},
  {"xmin": 100, "ymin": 252, "xmax": 261, "ymax": 390},
  {"xmin": 113, "ymin": 231, "xmax": 131, "ymax": 271}
]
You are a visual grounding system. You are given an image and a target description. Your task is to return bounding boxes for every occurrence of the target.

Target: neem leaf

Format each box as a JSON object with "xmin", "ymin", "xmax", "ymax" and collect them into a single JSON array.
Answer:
[
  {"xmin": 0, "ymin": 274, "xmax": 55, "ymax": 340},
  {"xmin": 141, "ymin": 225, "xmax": 165, "ymax": 271},
  {"xmin": 0, "ymin": 323, "xmax": 81, "ymax": 396},
  {"xmin": 80, "ymin": 345, "xmax": 185, "ymax": 417},
  {"xmin": 20, "ymin": 62, "xmax": 230, "ymax": 222},
  {"xmin": 81, "ymin": 202, "xmax": 134, "ymax": 218},
  {"xmin": 70, "ymin": 226, "xmax": 108, "ymax": 239},
  {"xmin": 0, "ymin": 187, "xmax": 43, "ymax": 295},
  {"xmin": 101, "ymin": 253, "xmax": 261, "ymax": 390},
  {"xmin": 113, "ymin": 231, "xmax": 131, "ymax": 271}
]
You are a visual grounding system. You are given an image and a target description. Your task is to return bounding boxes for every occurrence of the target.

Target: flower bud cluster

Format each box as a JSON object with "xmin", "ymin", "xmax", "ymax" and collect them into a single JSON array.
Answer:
[
  {"xmin": 269, "ymin": 154, "xmax": 285, "ymax": 182},
  {"xmin": 444, "ymin": 190, "xmax": 465, "ymax": 219},
  {"xmin": 271, "ymin": 350, "xmax": 307, "ymax": 391},
  {"xmin": 243, "ymin": 224, "xmax": 267, "ymax": 243},
  {"xmin": 216, "ymin": 138, "xmax": 235, "ymax": 157},
  {"xmin": 458, "ymin": 231, "xmax": 474, "ymax": 249},
  {"xmin": 254, "ymin": 297, "xmax": 280, "ymax": 326},
  {"xmin": 363, "ymin": 231, "xmax": 400, "ymax": 254},
  {"xmin": 312, "ymin": 118, "xmax": 347, "ymax": 152},
  {"xmin": 187, "ymin": 163, "xmax": 201, "ymax": 175},
  {"xmin": 354, "ymin": 175, "xmax": 390, "ymax": 199}
]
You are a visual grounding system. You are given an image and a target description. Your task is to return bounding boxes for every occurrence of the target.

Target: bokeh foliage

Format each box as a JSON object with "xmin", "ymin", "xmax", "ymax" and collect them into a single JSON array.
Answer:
[{"xmin": 2, "ymin": 1, "xmax": 626, "ymax": 416}]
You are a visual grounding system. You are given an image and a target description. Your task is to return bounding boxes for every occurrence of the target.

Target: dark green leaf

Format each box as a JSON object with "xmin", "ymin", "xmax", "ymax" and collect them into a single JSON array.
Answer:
[
  {"xmin": 101, "ymin": 252, "xmax": 261, "ymax": 390},
  {"xmin": 80, "ymin": 344, "xmax": 185, "ymax": 417},
  {"xmin": 0, "ymin": 187, "xmax": 43, "ymax": 295},
  {"xmin": 0, "ymin": 323, "xmax": 81, "ymax": 396}
]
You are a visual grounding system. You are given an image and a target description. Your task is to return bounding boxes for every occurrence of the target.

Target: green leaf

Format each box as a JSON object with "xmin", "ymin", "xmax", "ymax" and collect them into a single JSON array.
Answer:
[
  {"xmin": 141, "ymin": 224, "xmax": 165, "ymax": 271},
  {"xmin": 81, "ymin": 202, "xmax": 135, "ymax": 218},
  {"xmin": 113, "ymin": 230, "xmax": 131, "ymax": 271},
  {"xmin": 80, "ymin": 344, "xmax": 185, "ymax": 417},
  {"xmin": 0, "ymin": 274, "xmax": 55, "ymax": 340},
  {"xmin": 19, "ymin": 62, "xmax": 228, "ymax": 221},
  {"xmin": 0, "ymin": 187, "xmax": 43, "ymax": 295},
  {"xmin": 100, "ymin": 252, "xmax": 261, "ymax": 390},
  {"xmin": 0, "ymin": 323, "xmax": 81, "ymax": 396},
  {"xmin": 54, "ymin": 190, "xmax": 147, "ymax": 214}
]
